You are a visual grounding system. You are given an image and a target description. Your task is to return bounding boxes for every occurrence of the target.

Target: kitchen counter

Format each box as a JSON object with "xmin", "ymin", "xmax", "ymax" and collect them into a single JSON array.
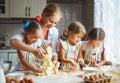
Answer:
[
  {"xmin": 0, "ymin": 46, "xmax": 16, "ymax": 52},
  {"xmin": 6, "ymin": 71, "xmax": 84, "ymax": 83},
  {"xmin": 6, "ymin": 66, "xmax": 120, "ymax": 83}
]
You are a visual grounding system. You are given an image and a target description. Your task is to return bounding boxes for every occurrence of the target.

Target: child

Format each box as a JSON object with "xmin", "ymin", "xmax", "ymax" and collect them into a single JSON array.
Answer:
[
  {"xmin": 10, "ymin": 21, "xmax": 45, "ymax": 73},
  {"xmin": 59, "ymin": 21, "xmax": 86, "ymax": 71},
  {"xmin": 81, "ymin": 28, "xmax": 112, "ymax": 67}
]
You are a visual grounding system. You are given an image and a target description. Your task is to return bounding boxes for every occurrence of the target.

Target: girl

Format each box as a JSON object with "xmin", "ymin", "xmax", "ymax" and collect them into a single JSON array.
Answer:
[
  {"xmin": 81, "ymin": 28, "xmax": 111, "ymax": 67},
  {"xmin": 11, "ymin": 21, "xmax": 44, "ymax": 72},
  {"xmin": 59, "ymin": 21, "xmax": 86, "ymax": 71}
]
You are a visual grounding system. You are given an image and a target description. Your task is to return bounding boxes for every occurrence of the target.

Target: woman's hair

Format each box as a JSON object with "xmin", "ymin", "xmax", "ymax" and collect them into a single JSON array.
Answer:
[
  {"xmin": 24, "ymin": 21, "xmax": 42, "ymax": 33},
  {"xmin": 87, "ymin": 28, "xmax": 105, "ymax": 41},
  {"xmin": 61, "ymin": 21, "xmax": 86, "ymax": 40},
  {"xmin": 42, "ymin": 3, "xmax": 62, "ymax": 19}
]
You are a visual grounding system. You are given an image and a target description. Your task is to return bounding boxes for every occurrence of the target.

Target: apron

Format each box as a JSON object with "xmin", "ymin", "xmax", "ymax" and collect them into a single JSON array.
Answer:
[
  {"xmin": 84, "ymin": 43, "xmax": 98, "ymax": 65},
  {"xmin": 63, "ymin": 40, "xmax": 80, "ymax": 71},
  {"xmin": 17, "ymin": 42, "xmax": 39, "ymax": 71}
]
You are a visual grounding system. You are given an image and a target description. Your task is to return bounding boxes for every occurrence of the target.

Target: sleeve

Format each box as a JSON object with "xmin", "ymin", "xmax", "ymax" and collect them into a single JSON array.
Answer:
[
  {"xmin": 81, "ymin": 41, "xmax": 87, "ymax": 51},
  {"xmin": 59, "ymin": 39, "xmax": 67, "ymax": 52},
  {"xmin": 49, "ymin": 27, "xmax": 59, "ymax": 56},
  {"xmin": 10, "ymin": 32, "xmax": 24, "ymax": 41},
  {"xmin": 33, "ymin": 38, "xmax": 42, "ymax": 48}
]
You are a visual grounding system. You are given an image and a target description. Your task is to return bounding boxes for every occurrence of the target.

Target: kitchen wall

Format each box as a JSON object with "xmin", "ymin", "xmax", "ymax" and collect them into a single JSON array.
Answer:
[{"xmin": 0, "ymin": 22, "xmax": 24, "ymax": 46}]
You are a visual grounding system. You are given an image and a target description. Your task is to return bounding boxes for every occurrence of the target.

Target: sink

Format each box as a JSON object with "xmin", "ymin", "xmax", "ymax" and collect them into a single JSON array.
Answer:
[{"xmin": 0, "ymin": 46, "xmax": 14, "ymax": 50}]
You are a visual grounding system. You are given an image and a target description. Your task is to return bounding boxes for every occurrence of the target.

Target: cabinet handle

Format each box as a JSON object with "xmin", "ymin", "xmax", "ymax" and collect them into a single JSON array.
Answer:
[
  {"xmin": 25, "ymin": 7, "xmax": 27, "ymax": 16},
  {"xmin": 28, "ymin": 7, "xmax": 31, "ymax": 17}
]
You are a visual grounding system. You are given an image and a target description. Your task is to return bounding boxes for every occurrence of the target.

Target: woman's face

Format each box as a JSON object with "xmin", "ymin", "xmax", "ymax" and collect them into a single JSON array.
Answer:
[
  {"xmin": 25, "ymin": 29, "xmax": 42, "ymax": 45},
  {"xmin": 69, "ymin": 32, "xmax": 83, "ymax": 45},
  {"xmin": 41, "ymin": 15, "xmax": 60, "ymax": 30},
  {"xmin": 89, "ymin": 40, "xmax": 103, "ymax": 49}
]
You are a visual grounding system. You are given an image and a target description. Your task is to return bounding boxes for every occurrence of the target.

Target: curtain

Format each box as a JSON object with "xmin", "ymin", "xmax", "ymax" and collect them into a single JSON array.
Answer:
[{"xmin": 94, "ymin": 0, "xmax": 120, "ymax": 64}]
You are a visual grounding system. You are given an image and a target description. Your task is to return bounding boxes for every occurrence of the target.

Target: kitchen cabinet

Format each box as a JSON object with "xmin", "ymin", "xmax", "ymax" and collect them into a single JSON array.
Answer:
[
  {"xmin": 0, "ymin": 0, "xmax": 9, "ymax": 18},
  {"xmin": 10, "ymin": 0, "xmax": 46, "ymax": 18},
  {"xmin": 0, "ymin": 47, "xmax": 17, "ymax": 66}
]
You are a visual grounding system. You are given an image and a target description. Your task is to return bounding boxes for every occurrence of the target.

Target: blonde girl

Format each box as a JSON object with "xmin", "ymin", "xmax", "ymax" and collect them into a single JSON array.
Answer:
[{"xmin": 59, "ymin": 21, "xmax": 86, "ymax": 71}]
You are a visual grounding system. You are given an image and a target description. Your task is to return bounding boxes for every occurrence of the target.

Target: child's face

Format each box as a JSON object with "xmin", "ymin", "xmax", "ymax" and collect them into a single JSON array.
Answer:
[
  {"xmin": 41, "ymin": 15, "xmax": 60, "ymax": 30},
  {"xmin": 89, "ymin": 40, "xmax": 103, "ymax": 49},
  {"xmin": 69, "ymin": 32, "xmax": 83, "ymax": 45},
  {"xmin": 25, "ymin": 29, "xmax": 42, "ymax": 45}
]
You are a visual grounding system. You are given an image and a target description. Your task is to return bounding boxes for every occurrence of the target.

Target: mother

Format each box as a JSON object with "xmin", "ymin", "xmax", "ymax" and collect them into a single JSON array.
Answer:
[{"xmin": 10, "ymin": 3, "xmax": 62, "ymax": 63}]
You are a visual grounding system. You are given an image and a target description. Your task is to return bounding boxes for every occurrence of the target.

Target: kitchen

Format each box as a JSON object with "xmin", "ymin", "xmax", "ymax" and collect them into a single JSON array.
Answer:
[{"xmin": 0, "ymin": 0, "xmax": 120, "ymax": 83}]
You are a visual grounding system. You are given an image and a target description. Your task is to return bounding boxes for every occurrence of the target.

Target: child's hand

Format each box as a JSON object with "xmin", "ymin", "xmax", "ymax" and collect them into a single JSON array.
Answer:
[
  {"xmin": 78, "ymin": 58, "xmax": 84, "ymax": 64},
  {"xmin": 35, "ymin": 67, "xmax": 44, "ymax": 73},
  {"xmin": 94, "ymin": 64, "xmax": 100, "ymax": 67},
  {"xmin": 70, "ymin": 59, "xmax": 76, "ymax": 67}
]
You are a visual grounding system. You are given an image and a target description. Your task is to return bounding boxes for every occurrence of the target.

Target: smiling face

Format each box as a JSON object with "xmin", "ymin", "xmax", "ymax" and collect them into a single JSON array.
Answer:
[
  {"xmin": 25, "ymin": 29, "xmax": 42, "ymax": 45},
  {"xmin": 40, "ymin": 15, "xmax": 60, "ymax": 30}
]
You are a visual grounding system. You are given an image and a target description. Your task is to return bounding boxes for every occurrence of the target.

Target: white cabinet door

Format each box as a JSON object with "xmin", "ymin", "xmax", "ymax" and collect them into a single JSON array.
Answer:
[
  {"xmin": 10, "ymin": 0, "xmax": 46, "ymax": 18},
  {"xmin": 0, "ymin": 0, "xmax": 9, "ymax": 18},
  {"xmin": 30, "ymin": 0, "xmax": 46, "ymax": 18},
  {"xmin": 0, "ymin": 52, "xmax": 18, "ymax": 66},
  {"xmin": 10, "ymin": 0, "xmax": 28, "ymax": 18},
  {"xmin": 9, "ymin": 53, "xmax": 18, "ymax": 66},
  {"xmin": 0, "ymin": 53, "xmax": 8, "ymax": 61}
]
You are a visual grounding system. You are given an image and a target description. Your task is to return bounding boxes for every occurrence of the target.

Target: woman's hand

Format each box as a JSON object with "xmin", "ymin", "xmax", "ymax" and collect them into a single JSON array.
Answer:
[
  {"xmin": 35, "ymin": 67, "xmax": 44, "ymax": 73},
  {"xmin": 33, "ymin": 47, "xmax": 46, "ymax": 59}
]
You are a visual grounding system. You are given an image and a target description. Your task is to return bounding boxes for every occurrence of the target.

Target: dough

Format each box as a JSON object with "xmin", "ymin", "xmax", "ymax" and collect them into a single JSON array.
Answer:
[{"xmin": 39, "ymin": 46, "xmax": 59, "ymax": 76}]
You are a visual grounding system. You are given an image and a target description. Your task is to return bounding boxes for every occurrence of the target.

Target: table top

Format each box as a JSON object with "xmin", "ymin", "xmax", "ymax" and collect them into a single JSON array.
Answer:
[{"xmin": 6, "ymin": 66, "xmax": 120, "ymax": 83}]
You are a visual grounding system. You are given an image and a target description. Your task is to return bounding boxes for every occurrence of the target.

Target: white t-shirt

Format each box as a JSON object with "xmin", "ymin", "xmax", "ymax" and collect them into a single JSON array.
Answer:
[{"xmin": 45, "ymin": 27, "xmax": 59, "ymax": 56}]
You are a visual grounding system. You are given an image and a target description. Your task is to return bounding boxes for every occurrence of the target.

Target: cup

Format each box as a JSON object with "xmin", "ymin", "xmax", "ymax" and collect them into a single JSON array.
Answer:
[{"xmin": 3, "ymin": 61, "xmax": 12, "ymax": 74}]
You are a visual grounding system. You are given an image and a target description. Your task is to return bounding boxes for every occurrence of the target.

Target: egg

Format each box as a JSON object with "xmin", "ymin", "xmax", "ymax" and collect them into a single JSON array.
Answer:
[
  {"xmin": 20, "ymin": 80, "xmax": 25, "ymax": 83},
  {"xmin": 23, "ymin": 77, "xmax": 29, "ymax": 83},
  {"xmin": 90, "ymin": 76, "xmax": 96, "ymax": 81},
  {"xmin": 28, "ymin": 79, "xmax": 34, "ymax": 83},
  {"xmin": 99, "ymin": 74, "xmax": 104, "ymax": 78},
  {"xmin": 94, "ymin": 75, "xmax": 99, "ymax": 79},
  {"xmin": 84, "ymin": 76, "xmax": 90, "ymax": 80}
]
